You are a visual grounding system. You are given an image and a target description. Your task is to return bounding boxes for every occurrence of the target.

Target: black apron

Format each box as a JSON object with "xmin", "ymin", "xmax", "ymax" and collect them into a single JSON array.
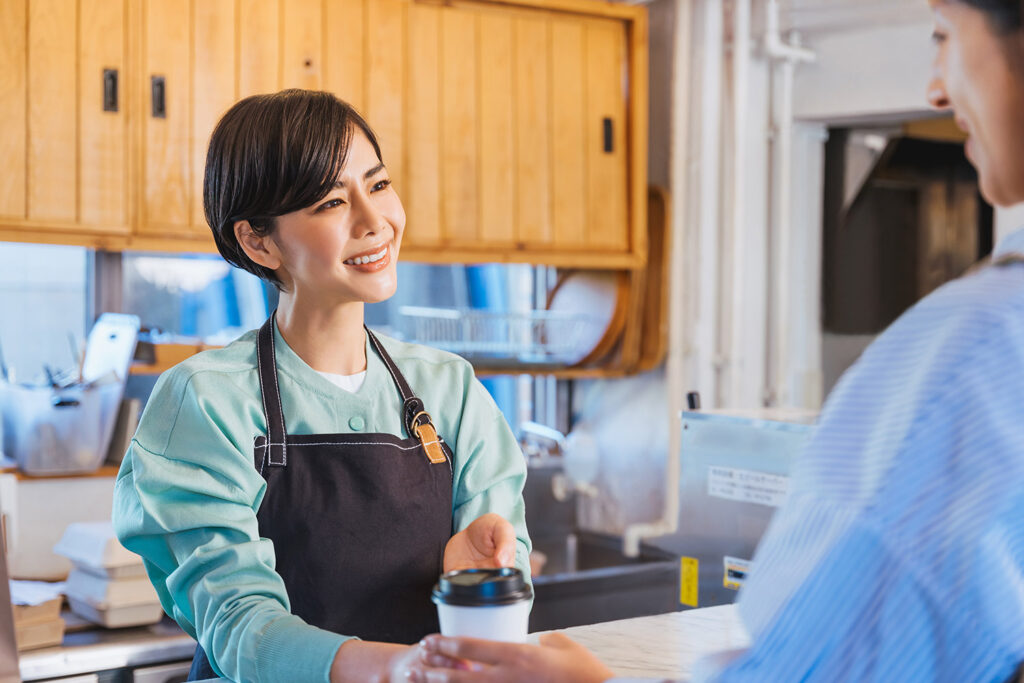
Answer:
[{"xmin": 189, "ymin": 317, "xmax": 454, "ymax": 680}]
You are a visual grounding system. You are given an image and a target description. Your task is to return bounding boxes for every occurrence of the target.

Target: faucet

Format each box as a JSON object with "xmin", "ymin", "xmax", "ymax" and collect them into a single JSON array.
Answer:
[{"xmin": 519, "ymin": 421, "xmax": 599, "ymax": 500}]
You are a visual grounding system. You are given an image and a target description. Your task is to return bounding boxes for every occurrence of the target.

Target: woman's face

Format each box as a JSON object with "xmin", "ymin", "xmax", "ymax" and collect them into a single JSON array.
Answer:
[
  {"xmin": 927, "ymin": 1, "xmax": 1024, "ymax": 207},
  {"xmin": 270, "ymin": 129, "xmax": 406, "ymax": 305}
]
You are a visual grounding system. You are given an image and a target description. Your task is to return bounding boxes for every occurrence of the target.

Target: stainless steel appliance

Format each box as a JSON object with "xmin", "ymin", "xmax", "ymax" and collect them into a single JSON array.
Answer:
[{"xmin": 656, "ymin": 411, "xmax": 814, "ymax": 608}]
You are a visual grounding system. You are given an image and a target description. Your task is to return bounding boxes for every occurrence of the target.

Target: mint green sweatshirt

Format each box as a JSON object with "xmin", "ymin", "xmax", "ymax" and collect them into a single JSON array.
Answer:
[{"xmin": 113, "ymin": 323, "xmax": 532, "ymax": 683}]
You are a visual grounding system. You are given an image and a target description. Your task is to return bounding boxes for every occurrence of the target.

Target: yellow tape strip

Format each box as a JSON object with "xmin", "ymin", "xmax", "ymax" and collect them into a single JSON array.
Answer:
[{"xmin": 680, "ymin": 556, "xmax": 699, "ymax": 607}]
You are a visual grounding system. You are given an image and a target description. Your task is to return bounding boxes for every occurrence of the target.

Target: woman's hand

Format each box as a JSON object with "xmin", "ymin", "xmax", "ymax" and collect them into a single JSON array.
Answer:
[
  {"xmin": 443, "ymin": 513, "xmax": 516, "ymax": 571},
  {"xmin": 407, "ymin": 633, "xmax": 615, "ymax": 683}
]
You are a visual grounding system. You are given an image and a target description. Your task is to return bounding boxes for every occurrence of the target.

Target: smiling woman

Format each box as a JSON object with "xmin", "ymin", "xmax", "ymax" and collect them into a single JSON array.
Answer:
[
  {"xmin": 926, "ymin": 0, "xmax": 1024, "ymax": 206},
  {"xmin": 111, "ymin": 90, "xmax": 533, "ymax": 683}
]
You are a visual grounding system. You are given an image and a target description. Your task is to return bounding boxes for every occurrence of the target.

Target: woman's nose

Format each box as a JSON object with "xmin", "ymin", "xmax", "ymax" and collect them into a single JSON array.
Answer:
[
  {"xmin": 926, "ymin": 75, "xmax": 951, "ymax": 110},
  {"xmin": 351, "ymin": 196, "xmax": 385, "ymax": 238}
]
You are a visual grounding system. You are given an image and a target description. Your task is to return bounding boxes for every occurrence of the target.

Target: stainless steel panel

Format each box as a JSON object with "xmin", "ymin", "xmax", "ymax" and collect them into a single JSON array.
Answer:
[
  {"xmin": 0, "ymin": 528, "xmax": 21, "ymax": 683},
  {"xmin": 656, "ymin": 412, "xmax": 814, "ymax": 608},
  {"xmin": 131, "ymin": 660, "xmax": 190, "ymax": 683}
]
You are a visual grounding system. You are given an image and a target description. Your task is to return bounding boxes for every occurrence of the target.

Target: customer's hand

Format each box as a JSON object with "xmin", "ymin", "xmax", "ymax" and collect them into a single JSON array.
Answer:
[
  {"xmin": 443, "ymin": 513, "xmax": 516, "ymax": 571},
  {"xmin": 406, "ymin": 632, "xmax": 615, "ymax": 683}
]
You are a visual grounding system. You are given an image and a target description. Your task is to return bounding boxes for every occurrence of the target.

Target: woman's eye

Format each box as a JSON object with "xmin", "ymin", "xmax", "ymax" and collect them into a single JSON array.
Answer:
[
  {"xmin": 318, "ymin": 198, "xmax": 344, "ymax": 211},
  {"xmin": 931, "ymin": 30, "xmax": 947, "ymax": 44},
  {"xmin": 372, "ymin": 179, "xmax": 392, "ymax": 192}
]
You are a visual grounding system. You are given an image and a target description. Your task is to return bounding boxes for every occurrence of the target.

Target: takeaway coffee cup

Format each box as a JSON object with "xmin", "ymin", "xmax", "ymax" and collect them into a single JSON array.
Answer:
[{"xmin": 431, "ymin": 567, "xmax": 533, "ymax": 642}]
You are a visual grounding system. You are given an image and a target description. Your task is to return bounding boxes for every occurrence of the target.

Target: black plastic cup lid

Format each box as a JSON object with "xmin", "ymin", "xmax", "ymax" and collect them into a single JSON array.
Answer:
[{"xmin": 431, "ymin": 567, "xmax": 533, "ymax": 607}]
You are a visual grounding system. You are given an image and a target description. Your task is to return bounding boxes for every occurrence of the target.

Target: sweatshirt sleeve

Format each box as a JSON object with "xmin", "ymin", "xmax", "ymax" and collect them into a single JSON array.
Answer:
[
  {"xmin": 449, "ymin": 371, "xmax": 533, "ymax": 586},
  {"xmin": 112, "ymin": 371, "xmax": 348, "ymax": 683}
]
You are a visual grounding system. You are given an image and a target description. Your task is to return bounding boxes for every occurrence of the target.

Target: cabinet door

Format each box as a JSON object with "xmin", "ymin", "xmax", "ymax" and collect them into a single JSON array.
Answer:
[
  {"xmin": 0, "ymin": 0, "xmax": 28, "ymax": 223},
  {"xmin": 397, "ymin": 0, "xmax": 640, "ymax": 266},
  {"xmin": 582, "ymin": 16, "xmax": 629, "ymax": 254},
  {"xmin": 139, "ymin": 0, "xmax": 274, "ymax": 242},
  {"xmin": 0, "ymin": 0, "xmax": 129, "ymax": 236},
  {"xmin": 138, "ymin": 0, "xmax": 191, "ymax": 237},
  {"xmin": 191, "ymin": 0, "xmax": 237, "ymax": 233}
]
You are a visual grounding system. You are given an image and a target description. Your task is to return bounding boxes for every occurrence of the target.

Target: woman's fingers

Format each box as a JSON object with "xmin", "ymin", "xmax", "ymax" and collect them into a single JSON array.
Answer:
[
  {"xmin": 537, "ymin": 632, "xmax": 578, "ymax": 649},
  {"xmin": 408, "ymin": 669, "xmax": 478, "ymax": 683},
  {"xmin": 489, "ymin": 516, "xmax": 516, "ymax": 566},
  {"xmin": 464, "ymin": 514, "xmax": 516, "ymax": 567},
  {"xmin": 422, "ymin": 635, "xmax": 521, "ymax": 666}
]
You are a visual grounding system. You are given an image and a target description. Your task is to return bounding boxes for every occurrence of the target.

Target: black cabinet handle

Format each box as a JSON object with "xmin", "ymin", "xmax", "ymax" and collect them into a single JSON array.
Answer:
[
  {"xmin": 102, "ymin": 68, "xmax": 118, "ymax": 112},
  {"xmin": 151, "ymin": 76, "xmax": 166, "ymax": 118},
  {"xmin": 602, "ymin": 117, "xmax": 613, "ymax": 153}
]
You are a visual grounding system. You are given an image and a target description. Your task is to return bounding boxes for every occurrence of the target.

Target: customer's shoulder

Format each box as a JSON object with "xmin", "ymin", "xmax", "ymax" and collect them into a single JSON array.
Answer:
[
  {"xmin": 856, "ymin": 263, "xmax": 1024, "ymax": 382},
  {"xmin": 917, "ymin": 262, "xmax": 1024, "ymax": 329}
]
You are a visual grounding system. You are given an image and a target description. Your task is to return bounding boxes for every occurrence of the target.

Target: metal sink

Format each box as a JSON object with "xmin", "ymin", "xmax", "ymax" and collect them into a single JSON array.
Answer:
[{"xmin": 529, "ymin": 530, "xmax": 681, "ymax": 632}]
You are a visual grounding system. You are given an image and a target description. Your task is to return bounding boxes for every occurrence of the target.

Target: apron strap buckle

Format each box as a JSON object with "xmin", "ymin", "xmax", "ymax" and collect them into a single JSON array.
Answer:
[
  {"xmin": 403, "ymin": 397, "xmax": 425, "ymax": 435},
  {"xmin": 410, "ymin": 411, "xmax": 447, "ymax": 465}
]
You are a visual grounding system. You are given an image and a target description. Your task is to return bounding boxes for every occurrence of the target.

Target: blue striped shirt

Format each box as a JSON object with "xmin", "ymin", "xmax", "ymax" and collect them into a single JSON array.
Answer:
[{"xmin": 692, "ymin": 228, "xmax": 1024, "ymax": 682}]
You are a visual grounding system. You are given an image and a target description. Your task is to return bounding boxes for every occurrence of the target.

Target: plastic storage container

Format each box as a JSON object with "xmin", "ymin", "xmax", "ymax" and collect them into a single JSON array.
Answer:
[
  {"xmin": 65, "ymin": 597, "xmax": 164, "ymax": 629},
  {"xmin": 0, "ymin": 380, "xmax": 124, "ymax": 476},
  {"xmin": 54, "ymin": 522, "xmax": 164, "ymax": 628},
  {"xmin": 53, "ymin": 522, "xmax": 147, "ymax": 578},
  {"xmin": 1, "ymin": 313, "xmax": 139, "ymax": 476},
  {"xmin": 65, "ymin": 568, "xmax": 158, "ymax": 607}
]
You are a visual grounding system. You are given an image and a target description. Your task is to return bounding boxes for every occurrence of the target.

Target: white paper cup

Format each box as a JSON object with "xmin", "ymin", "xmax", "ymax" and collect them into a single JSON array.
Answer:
[{"xmin": 432, "ymin": 568, "xmax": 533, "ymax": 643}]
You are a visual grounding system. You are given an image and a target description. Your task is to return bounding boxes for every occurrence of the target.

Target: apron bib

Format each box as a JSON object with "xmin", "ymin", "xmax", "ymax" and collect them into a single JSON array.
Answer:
[{"xmin": 189, "ymin": 317, "xmax": 454, "ymax": 680}]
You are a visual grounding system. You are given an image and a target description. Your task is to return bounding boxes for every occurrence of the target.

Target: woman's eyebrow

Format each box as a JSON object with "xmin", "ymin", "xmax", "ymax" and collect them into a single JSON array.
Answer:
[{"xmin": 332, "ymin": 162, "xmax": 387, "ymax": 189}]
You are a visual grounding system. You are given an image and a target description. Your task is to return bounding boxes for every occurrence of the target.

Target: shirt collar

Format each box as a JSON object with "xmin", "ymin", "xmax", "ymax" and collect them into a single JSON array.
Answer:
[{"xmin": 993, "ymin": 226, "xmax": 1024, "ymax": 259}]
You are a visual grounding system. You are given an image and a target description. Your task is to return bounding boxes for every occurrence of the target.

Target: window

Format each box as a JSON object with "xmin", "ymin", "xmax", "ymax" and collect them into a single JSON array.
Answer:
[
  {"xmin": 366, "ymin": 263, "xmax": 563, "ymax": 436},
  {"xmin": 121, "ymin": 252, "xmax": 275, "ymax": 344},
  {"xmin": 0, "ymin": 243, "xmax": 89, "ymax": 384}
]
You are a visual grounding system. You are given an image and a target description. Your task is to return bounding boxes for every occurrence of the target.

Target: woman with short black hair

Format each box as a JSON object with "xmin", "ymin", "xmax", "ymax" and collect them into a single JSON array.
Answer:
[{"xmin": 113, "ymin": 89, "xmax": 532, "ymax": 683}]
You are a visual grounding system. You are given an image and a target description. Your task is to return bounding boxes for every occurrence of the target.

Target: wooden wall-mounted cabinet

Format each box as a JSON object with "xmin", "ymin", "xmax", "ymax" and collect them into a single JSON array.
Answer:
[
  {"xmin": 0, "ymin": 0, "xmax": 647, "ymax": 268},
  {"xmin": 0, "ymin": 0, "xmax": 131, "ymax": 240}
]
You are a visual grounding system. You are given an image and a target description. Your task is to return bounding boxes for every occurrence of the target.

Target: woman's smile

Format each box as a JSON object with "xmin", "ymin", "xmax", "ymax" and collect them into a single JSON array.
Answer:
[{"xmin": 343, "ymin": 242, "xmax": 392, "ymax": 270}]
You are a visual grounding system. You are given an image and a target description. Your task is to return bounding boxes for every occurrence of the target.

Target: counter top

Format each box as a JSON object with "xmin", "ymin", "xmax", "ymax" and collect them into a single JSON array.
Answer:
[
  {"xmin": 19, "ymin": 617, "xmax": 196, "ymax": 681},
  {"xmin": 540, "ymin": 604, "xmax": 749, "ymax": 681},
  {"xmin": 20, "ymin": 605, "xmax": 748, "ymax": 682}
]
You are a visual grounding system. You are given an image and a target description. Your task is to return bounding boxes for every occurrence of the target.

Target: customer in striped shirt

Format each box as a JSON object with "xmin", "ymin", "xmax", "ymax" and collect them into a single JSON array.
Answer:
[{"xmin": 405, "ymin": 0, "xmax": 1024, "ymax": 681}]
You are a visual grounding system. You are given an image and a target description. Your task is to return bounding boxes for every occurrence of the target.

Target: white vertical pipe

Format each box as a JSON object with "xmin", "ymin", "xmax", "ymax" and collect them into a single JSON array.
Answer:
[
  {"xmin": 785, "ymin": 124, "xmax": 827, "ymax": 409},
  {"xmin": 696, "ymin": 0, "xmax": 724, "ymax": 408},
  {"xmin": 764, "ymin": 0, "xmax": 814, "ymax": 406},
  {"xmin": 728, "ymin": 0, "xmax": 751, "ymax": 408},
  {"xmin": 622, "ymin": 0, "xmax": 695, "ymax": 557},
  {"xmin": 774, "ymin": 55, "xmax": 795, "ymax": 406}
]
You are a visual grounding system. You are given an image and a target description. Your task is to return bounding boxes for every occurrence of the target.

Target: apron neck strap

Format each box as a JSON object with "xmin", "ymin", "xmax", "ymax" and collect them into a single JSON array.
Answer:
[
  {"xmin": 256, "ymin": 315, "xmax": 431, "ymax": 450},
  {"xmin": 364, "ymin": 326, "xmax": 429, "ymax": 437},
  {"xmin": 257, "ymin": 316, "xmax": 288, "ymax": 466}
]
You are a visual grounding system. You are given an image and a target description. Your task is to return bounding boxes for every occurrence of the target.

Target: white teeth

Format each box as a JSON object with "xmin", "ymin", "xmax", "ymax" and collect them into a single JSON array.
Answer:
[{"xmin": 345, "ymin": 246, "xmax": 388, "ymax": 266}]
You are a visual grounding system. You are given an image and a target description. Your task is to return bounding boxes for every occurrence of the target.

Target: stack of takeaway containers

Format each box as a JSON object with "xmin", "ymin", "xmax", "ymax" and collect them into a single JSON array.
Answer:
[
  {"xmin": 12, "ymin": 587, "xmax": 64, "ymax": 650},
  {"xmin": 54, "ymin": 522, "xmax": 163, "ymax": 628}
]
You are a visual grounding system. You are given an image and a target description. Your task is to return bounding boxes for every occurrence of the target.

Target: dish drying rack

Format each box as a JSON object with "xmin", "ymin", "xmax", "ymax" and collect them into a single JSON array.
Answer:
[{"xmin": 397, "ymin": 306, "xmax": 606, "ymax": 363}]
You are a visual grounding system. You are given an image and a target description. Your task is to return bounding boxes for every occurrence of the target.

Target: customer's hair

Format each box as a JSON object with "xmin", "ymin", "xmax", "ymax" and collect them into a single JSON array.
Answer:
[
  {"xmin": 203, "ymin": 89, "xmax": 382, "ymax": 287},
  {"xmin": 957, "ymin": 0, "xmax": 1022, "ymax": 33}
]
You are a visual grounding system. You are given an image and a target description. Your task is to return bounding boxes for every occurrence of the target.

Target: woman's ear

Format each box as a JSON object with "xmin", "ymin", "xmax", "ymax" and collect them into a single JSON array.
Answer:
[{"xmin": 234, "ymin": 220, "xmax": 283, "ymax": 271}]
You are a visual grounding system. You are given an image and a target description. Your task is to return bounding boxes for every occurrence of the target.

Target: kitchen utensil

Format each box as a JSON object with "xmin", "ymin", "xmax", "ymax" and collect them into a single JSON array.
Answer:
[
  {"xmin": 545, "ymin": 271, "xmax": 630, "ymax": 366},
  {"xmin": 634, "ymin": 185, "xmax": 672, "ymax": 372},
  {"xmin": 81, "ymin": 313, "xmax": 140, "ymax": 383}
]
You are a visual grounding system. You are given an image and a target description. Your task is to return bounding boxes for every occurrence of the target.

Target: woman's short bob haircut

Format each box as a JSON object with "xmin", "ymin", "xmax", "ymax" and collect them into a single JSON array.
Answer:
[
  {"xmin": 204, "ymin": 89, "xmax": 382, "ymax": 287},
  {"xmin": 957, "ymin": 0, "xmax": 1022, "ymax": 33}
]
